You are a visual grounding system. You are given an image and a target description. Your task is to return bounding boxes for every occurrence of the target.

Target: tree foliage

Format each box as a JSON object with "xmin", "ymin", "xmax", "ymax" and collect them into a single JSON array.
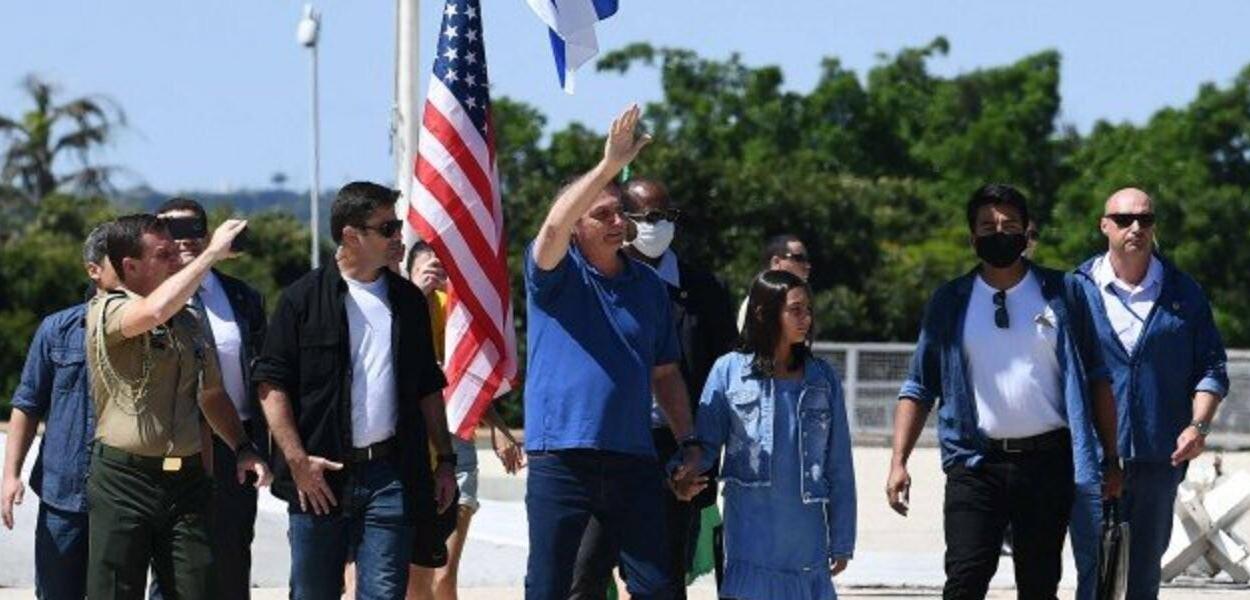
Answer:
[
  {"xmin": 3, "ymin": 42, "xmax": 1250, "ymax": 421},
  {"xmin": 0, "ymin": 75, "xmax": 126, "ymax": 201}
]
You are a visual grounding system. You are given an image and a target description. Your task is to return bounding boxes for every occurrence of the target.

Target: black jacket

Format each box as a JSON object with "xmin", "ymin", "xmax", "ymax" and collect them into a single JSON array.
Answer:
[
  {"xmin": 251, "ymin": 262, "xmax": 447, "ymax": 542},
  {"xmin": 658, "ymin": 258, "xmax": 737, "ymax": 508}
]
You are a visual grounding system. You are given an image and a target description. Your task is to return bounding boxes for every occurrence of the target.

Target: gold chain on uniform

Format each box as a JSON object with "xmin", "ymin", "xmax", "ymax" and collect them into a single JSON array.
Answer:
[{"xmin": 92, "ymin": 295, "xmax": 156, "ymax": 416}]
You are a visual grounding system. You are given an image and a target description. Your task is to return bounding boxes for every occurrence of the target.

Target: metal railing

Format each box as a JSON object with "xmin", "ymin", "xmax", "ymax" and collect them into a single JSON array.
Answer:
[{"xmin": 811, "ymin": 342, "xmax": 1250, "ymax": 450}]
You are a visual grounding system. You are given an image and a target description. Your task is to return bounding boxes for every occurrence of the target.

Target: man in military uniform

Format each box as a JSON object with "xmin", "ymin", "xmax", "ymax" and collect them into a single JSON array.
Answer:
[{"xmin": 85, "ymin": 214, "xmax": 270, "ymax": 600}]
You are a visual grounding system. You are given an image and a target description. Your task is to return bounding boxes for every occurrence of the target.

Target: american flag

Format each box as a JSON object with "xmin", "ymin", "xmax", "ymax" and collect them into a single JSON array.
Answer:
[{"xmin": 407, "ymin": 0, "xmax": 517, "ymax": 439}]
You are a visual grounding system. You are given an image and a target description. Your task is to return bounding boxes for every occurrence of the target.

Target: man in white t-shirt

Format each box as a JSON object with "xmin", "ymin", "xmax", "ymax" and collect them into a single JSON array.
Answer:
[
  {"xmin": 888, "ymin": 183, "xmax": 1122, "ymax": 600},
  {"xmin": 254, "ymin": 182, "xmax": 457, "ymax": 599}
]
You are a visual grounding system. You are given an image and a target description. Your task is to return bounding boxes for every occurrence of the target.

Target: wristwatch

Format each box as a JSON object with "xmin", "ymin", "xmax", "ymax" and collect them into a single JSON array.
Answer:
[
  {"xmin": 1190, "ymin": 420, "xmax": 1212, "ymax": 437},
  {"xmin": 233, "ymin": 438, "xmax": 261, "ymax": 458},
  {"xmin": 678, "ymin": 434, "xmax": 701, "ymax": 450}
]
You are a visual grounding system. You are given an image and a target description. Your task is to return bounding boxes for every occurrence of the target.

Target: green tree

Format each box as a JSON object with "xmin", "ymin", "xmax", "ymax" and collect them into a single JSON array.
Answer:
[{"xmin": 0, "ymin": 75, "xmax": 125, "ymax": 201}]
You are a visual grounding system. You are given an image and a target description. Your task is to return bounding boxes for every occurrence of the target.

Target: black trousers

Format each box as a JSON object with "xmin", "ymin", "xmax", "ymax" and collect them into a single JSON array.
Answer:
[
  {"xmin": 86, "ymin": 446, "xmax": 213, "ymax": 600},
  {"xmin": 568, "ymin": 430, "xmax": 699, "ymax": 600},
  {"xmin": 943, "ymin": 444, "xmax": 1075, "ymax": 600},
  {"xmin": 150, "ymin": 420, "xmax": 263, "ymax": 600}
]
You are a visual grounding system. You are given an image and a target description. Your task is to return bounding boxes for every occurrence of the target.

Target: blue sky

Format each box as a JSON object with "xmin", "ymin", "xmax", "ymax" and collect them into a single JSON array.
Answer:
[{"xmin": 3, "ymin": 1, "xmax": 1249, "ymax": 193}]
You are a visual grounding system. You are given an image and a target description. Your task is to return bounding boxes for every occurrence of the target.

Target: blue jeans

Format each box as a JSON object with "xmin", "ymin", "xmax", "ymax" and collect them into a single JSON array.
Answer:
[
  {"xmin": 1069, "ymin": 462, "xmax": 1185, "ymax": 600},
  {"xmin": 1069, "ymin": 484, "xmax": 1102, "ymax": 600},
  {"xmin": 525, "ymin": 450, "xmax": 673, "ymax": 600},
  {"xmin": 288, "ymin": 458, "xmax": 414, "ymax": 600},
  {"xmin": 35, "ymin": 503, "xmax": 89, "ymax": 600},
  {"xmin": 1124, "ymin": 462, "xmax": 1185, "ymax": 600}
]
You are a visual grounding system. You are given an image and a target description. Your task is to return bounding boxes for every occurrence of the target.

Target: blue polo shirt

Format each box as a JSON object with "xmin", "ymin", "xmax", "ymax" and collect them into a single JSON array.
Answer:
[{"xmin": 523, "ymin": 243, "xmax": 679, "ymax": 458}]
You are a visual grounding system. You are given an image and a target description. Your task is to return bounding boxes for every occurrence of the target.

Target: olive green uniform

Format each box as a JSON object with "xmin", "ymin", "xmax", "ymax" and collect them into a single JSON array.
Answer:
[{"xmin": 85, "ymin": 290, "xmax": 221, "ymax": 600}]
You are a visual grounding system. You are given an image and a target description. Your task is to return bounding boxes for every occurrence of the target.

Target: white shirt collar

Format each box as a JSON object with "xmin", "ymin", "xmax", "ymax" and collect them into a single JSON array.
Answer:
[{"xmin": 1095, "ymin": 254, "xmax": 1162, "ymax": 295}]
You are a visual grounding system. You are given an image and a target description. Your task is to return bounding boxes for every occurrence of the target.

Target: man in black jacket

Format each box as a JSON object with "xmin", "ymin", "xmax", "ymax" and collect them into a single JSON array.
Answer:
[
  {"xmin": 253, "ymin": 182, "xmax": 456, "ymax": 600},
  {"xmin": 570, "ymin": 178, "xmax": 738, "ymax": 600},
  {"xmin": 152, "ymin": 197, "xmax": 269, "ymax": 599}
]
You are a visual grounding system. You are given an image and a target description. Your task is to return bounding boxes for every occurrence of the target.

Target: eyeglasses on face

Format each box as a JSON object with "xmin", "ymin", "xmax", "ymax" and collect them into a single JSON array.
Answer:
[
  {"xmin": 360, "ymin": 219, "xmax": 403, "ymax": 238},
  {"xmin": 1104, "ymin": 213, "xmax": 1155, "ymax": 229},
  {"xmin": 624, "ymin": 208, "xmax": 681, "ymax": 224},
  {"xmin": 993, "ymin": 290, "xmax": 1009, "ymax": 329},
  {"xmin": 780, "ymin": 252, "xmax": 810, "ymax": 264}
]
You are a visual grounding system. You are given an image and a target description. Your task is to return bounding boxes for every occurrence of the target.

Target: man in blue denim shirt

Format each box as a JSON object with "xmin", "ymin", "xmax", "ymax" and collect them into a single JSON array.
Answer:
[
  {"xmin": 2, "ymin": 225, "xmax": 116, "ymax": 600},
  {"xmin": 1070, "ymin": 188, "xmax": 1229, "ymax": 600},
  {"xmin": 886, "ymin": 184, "xmax": 1121, "ymax": 600}
]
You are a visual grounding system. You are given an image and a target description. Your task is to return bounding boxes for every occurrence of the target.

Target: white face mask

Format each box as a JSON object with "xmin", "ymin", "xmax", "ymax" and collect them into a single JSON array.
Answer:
[{"xmin": 630, "ymin": 219, "xmax": 676, "ymax": 259}]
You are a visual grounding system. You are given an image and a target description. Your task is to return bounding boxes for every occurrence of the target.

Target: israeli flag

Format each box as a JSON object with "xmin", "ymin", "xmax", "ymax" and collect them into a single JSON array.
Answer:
[{"xmin": 526, "ymin": 0, "xmax": 620, "ymax": 93}]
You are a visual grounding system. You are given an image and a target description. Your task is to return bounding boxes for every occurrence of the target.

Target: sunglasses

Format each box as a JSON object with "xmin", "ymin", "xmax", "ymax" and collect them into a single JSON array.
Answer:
[
  {"xmin": 360, "ymin": 219, "xmax": 403, "ymax": 238},
  {"xmin": 624, "ymin": 208, "xmax": 681, "ymax": 224},
  {"xmin": 993, "ymin": 290, "xmax": 1009, "ymax": 329},
  {"xmin": 1104, "ymin": 213, "xmax": 1155, "ymax": 229},
  {"xmin": 780, "ymin": 252, "xmax": 810, "ymax": 264}
]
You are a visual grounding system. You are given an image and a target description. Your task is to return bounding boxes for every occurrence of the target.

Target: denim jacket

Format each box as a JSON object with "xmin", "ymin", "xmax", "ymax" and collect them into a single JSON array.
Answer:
[
  {"xmin": 898, "ymin": 262, "xmax": 1110, "ymax": 486},
  {"xmin": 9, "ymin": 304, "xmax": 95, "ymax": 513},
  {"xmin": 1074, "ymin": 253, "xmax": 1229, "ymax": 462},
  {"xmin": 694, "ymin": 351, "xmax": 856, "ymax": 559}
]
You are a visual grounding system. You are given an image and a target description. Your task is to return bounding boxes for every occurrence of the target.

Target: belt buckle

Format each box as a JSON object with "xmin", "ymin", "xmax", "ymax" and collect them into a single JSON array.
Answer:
[
  {"xmin": 1000, "ymin": 439, "xmax": 1023, "ymax": 454},
  {"xmin": 162, "ymin": 457, "xmax": 182, "ymax": 472},
  {"xmin": 366, "ymin": 445, "xmax": 375, "ymax": 461}
]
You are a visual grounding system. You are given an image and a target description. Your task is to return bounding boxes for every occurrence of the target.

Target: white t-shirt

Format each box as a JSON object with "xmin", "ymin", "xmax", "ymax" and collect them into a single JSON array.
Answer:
[
  {"xmin": 344, "ymin": 274, "xmax": 397, "ymax": 448},
  {"xmin": 962, "ymin": 272, "xmax": 1067, "ymax": 439},
  {"xmin": 1093, "ymin": 254, "xmax": 1163, "ymax": 353},
  {"xmin": 196, "ymin": 273, "xmax": 250, "ymax": 420}
]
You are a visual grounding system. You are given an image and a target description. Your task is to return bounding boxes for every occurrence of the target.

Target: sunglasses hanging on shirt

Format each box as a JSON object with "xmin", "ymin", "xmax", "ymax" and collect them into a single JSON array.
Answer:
[{"xmin": 993, "ymin": 290, "xmax": 1009, "ymax": 329}]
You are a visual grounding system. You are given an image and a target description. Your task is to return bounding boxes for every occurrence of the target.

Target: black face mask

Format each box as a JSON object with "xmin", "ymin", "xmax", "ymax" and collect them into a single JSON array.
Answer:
[{"xmin": 974, "ymin": 232, "xmax": 1027, "ymax": 268}]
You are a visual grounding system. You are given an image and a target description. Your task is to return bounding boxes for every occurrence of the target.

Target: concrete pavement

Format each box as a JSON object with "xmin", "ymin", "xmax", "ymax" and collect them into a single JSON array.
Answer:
[{"xmin": 2, "ymin": 433, "xmax": 1248, "ymax": 597}]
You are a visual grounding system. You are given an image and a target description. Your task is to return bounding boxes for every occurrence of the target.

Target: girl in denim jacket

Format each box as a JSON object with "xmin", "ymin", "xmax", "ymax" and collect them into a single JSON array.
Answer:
[{"xmin": 678, "ymin": 270, "xmax": 856, "ymax": 600}]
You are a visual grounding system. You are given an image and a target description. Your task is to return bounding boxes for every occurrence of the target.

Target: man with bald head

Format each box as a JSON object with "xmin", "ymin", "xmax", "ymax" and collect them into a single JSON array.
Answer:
[
  {"xmin": 1072, "ymin": 187, "xmax": 1229, "ymax": 600},
  {"xmin": 568, "ymin": 178, "xmax": 737, "ymax": 599}
]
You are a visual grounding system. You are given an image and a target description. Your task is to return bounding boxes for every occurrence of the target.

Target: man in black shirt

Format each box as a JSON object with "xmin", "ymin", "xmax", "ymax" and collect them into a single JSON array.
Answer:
[{"xmin": 253, "ymin": 181, "xmax": 456, "ymax": 600}]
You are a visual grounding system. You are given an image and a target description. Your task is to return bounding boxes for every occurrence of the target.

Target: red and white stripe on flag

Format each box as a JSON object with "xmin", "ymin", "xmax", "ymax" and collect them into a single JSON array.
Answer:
[{"xmin": 407, "ymin": 0, "xmax": 517, "ymax": 440}]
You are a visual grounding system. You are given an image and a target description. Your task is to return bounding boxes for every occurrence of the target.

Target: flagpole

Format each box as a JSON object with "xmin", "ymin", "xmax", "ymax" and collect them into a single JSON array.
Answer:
[{"xmin": 395, "ymin": 0, "xmax": 421, "ymax": 249}]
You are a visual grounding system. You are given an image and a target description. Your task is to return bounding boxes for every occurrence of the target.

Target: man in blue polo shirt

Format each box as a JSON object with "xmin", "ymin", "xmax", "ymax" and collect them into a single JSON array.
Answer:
[
  {"xmin": 1071, "ymin": 187, "xmax": 1229, "ymax": 600},
  {"xmin": 2, "ymin": 224, "xmax": 116, "ymax": 600},
  {"xmin": 523, "ymin": 104, "xmax": 702, "ymax": 600}
]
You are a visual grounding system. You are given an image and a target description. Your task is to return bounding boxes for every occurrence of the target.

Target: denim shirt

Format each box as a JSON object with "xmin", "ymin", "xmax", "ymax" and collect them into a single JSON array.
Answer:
[
  {"xmin": 694, "ymin": 351, "xmax": 856, "ymax": 559},
  {"xmin": 898, "ymin": 262, "xmax": 1109, "ymax": 486},
  {"xmin": 1075, "ymin": 254, "xmax": 1230, "ymax": 462},
  {"xmin": 9, "ymin": 304, "xmax": 94, "ymax": 513}
]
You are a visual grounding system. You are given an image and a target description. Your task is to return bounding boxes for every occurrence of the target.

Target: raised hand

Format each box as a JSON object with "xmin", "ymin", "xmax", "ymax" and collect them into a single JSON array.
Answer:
[
  {"xmin": 205, "ymin": 218, "xmax": 248, "ymax": 261},
  {"xmin": 414, "ymin": 259, "xmax": 448, "ymax": 296},
  {"xmin": 603, "ymin": 104, "xmax": 652, "ymax": 170}
]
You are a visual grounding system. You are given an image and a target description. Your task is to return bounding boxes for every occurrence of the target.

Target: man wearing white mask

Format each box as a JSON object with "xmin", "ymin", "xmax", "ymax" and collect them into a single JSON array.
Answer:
[{"xmin": 570, "ymin": 178, "xmax": 738, "ymax": 599}]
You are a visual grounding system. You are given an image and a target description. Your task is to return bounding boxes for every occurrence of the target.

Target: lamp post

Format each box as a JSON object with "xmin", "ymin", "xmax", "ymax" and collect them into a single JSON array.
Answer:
[{"xmin": 297, "ymin": 4, "xmax": 322, "ymax": 269}]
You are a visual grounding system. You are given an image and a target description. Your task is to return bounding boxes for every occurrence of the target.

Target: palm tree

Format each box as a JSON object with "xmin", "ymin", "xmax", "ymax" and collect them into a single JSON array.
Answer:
[{"xmin": 0, "ymin": 75, "xmax": 125, "ymax": 201}]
